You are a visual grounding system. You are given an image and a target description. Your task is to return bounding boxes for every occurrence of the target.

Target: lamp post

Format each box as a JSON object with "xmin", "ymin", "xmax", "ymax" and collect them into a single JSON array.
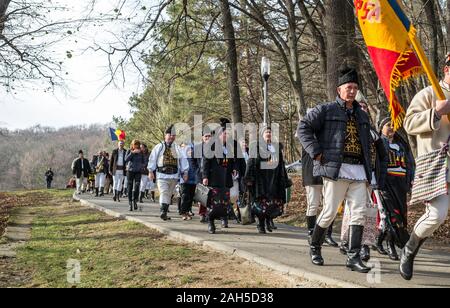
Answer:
[{"xmin": 261, "ymin": 57, "xmax": 271, "ymax": 125}]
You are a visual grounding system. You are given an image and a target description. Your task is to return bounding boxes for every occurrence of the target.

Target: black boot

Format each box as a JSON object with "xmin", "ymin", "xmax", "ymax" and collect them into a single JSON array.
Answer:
[
  {"xmin": 208, "ymin": 219, "xmax": 216, "ymax": 234},
  {"xmin": 99, "ymin": 187, "xmax": 104, "ymax": 197},
  {"xmin": 139, "ymin": 192, "xmax": 144, "ymax": 203},
  {"xmin": 160, "ymin": 204, "xmax": 171, "ymax": 221},
  {"xmin": 306, "ymin": 216, "xmax": 317, "ymax": 244},
  {"xmin": 325, "ymin": 221, "xmax": 339, "ymax": 247},
  {"xmin": 310, "ymin": 225, "xmax": 326, "ymax": 266},
  {"xmin": 373, "ymin": 230, "xmax": 388, "ymax": 255},
  {"xmin": 346, "ymin": 225, "xmax": 371, "ymax": 273},
  {"xmin": 387, "ymin": 239, "xmax": 399, "ymax": 261},
  {"xmin": 145, "ymin": 189, "xmax": 149, "ymax": 199},
  {"xmin": 257, "ymin": 217, "xmax": 266, "ymax": 234},
  {"xmin": 117, "ymin": 190, "xmax": 120, "ymax": 202},
  {"xmin": 222, "ymin": 217, "xmax": 229, "ymax": 228},
  {"xmin": 269, "ymin": 218, "xmax": 277, "ymax": 230},
  {"xmin": 113, "ymin": 190, "xmax": 117, "ymax": 202},
  {"xmin": 339, "ymin": 240, "xmax": 349, "ymax": 255},
  {"xmin": 266, "ymin": 218, "xmax": 273, "ymax": 233},
  {"xmin": 361, "ymin": 245, "xmax": 371, "ymax": 262},
  {"xmin": 129, "ymin": 201, "xmax": 133, "ymax": 212},
  {"xmin": 95, "ymin": 188, "xmax": 99, "ymax": 197},
  {"xmin": 399, "ymin": 232, "xmax": 426, "ymax": 281}
]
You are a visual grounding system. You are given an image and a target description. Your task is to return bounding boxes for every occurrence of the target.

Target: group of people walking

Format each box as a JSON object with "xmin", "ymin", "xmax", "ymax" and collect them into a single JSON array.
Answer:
[
  {"xmin": 71, "ymin": 58, "xmax": 450, "ymax": 282},
  {"xmin": 299, "ymin": 61, "xmax": 450, "ymax": 281}
]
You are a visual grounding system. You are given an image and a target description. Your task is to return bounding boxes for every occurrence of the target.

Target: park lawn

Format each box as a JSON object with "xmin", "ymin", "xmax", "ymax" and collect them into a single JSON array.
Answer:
[{"xmin": 1, "ymin": 190, "xmax": 296, "ymax": 288}]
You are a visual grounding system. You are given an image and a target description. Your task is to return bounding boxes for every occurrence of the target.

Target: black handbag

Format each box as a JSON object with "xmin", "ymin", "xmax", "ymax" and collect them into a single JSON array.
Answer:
[{"xmin": 194, "ymin": 184, "xmax": 212, "ymax": 207}]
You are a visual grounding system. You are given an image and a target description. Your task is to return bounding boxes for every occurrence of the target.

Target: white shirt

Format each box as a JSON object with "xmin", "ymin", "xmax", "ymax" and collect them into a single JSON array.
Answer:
[
  {"xmin": 338, "ymin": 163, "xmax": 367, "ymax": 182},
  {"xmin": 148, "ymin": 142, "xmax": 189, "ymax": 180},
  {"xmin": 117, "ymin": 149, "xmax": 124, "ymax": 166}
]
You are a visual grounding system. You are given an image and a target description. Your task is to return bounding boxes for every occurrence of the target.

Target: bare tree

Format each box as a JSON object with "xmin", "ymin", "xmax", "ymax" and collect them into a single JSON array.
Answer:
[{"xmin": 0, "ymin": 0, "xmax": 94, "ymax": 90}]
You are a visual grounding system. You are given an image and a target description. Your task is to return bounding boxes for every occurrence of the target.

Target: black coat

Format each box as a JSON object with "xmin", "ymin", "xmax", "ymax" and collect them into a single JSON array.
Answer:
[
  {"xmin": 302, "ymin": 149, "xmax": 323, "ymax": 187},
  {"xmin": 372, "ymin": 130, "xmax": 389, "ymax": 190},
  {"xmin": 72, "ymin": 158, "xmax": 92, "ymax": 178},
  {"xmin": 125, "ymin": 151, "xmax": 146, "ymax": 173},
  {"xmin": 298, "ymin": 97, "xmax": 373, "ymax": 182},
  {"xmin": 245, "ymin": 143, "xmax": 290, "ymax": 203},
  {"xmin": 201, "ymin": 143, "xmax": 238, "ymax": 189}
]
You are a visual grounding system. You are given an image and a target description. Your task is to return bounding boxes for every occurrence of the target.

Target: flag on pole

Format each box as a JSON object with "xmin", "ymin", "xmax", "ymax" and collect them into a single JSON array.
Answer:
[
  {"xmin": 354, "ymin": 0, "xmax": 424, "ymax": 130},
  {"xmin": 109, "ymin": 128, "xmax": 126, "ymax": 141}
]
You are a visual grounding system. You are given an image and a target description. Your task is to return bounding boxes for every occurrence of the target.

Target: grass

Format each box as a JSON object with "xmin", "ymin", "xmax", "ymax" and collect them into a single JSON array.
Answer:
[{"xmin": 1, "ymin": 190, "xmax": 297, "ymax": 288}]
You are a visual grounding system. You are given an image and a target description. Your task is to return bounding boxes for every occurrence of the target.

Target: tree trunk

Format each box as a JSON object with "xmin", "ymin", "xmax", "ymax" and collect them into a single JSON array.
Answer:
[
  {"xmin": 0, "ymin": 0, "xmax": 11, "ymax": 35},
  {"xmin": 285, "ymin": 0, "xmax": 306, "ymax": 116},
  {"xmin": 447, "ymin": 0, "xmax": 450, "ymax": 52},
  {"xmin": 324, "ymin": 0, "xmax": 357, "ymax": 100},
  {"xmin": 421, "ymin": 0, "xmax": 439, "ymax": 74},
  {"xmin": 220, "ymin": 0, "xmax": 243, "ymax": 123}
]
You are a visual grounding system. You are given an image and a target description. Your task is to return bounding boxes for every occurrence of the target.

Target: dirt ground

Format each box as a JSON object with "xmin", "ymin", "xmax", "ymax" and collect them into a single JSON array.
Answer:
[{"xmin": 0, "ymin": 190, "xmax": 316, "ymax": 288}]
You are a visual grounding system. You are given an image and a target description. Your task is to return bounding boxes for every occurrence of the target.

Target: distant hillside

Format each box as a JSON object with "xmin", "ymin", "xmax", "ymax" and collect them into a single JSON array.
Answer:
[{"xmin": 0, "ymin": 125, "xmax": 112, "ymax": 190}]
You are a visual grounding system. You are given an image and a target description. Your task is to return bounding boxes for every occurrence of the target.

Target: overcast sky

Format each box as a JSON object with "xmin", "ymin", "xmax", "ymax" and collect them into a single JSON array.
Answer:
[{"xmin": 0, "ymin": 0, "xmax": 152, "ymax": 130}]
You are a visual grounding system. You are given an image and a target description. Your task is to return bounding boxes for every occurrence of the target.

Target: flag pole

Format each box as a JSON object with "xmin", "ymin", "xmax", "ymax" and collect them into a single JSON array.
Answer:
[{"xmin": 408, "ymin": 32, "xmax": 449, "ymax": 120}]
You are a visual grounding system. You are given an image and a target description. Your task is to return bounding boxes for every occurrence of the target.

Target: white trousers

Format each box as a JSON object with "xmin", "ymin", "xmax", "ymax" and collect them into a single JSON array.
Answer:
[
  {"xmin": 140, "ymin": 175, "xmax": 149, "ymax": 192},
  {"xmin": 95, "ymin": 173, "xmax": 106, "ymax": 188},
  {"xmin": 305, "ymin": 185, "xmax": 323, "ymax": 217},
  {"xmin": 414, "ymin": 190, "xmax": 450, "ymax": 239},
  {"xmin": 157, "ymin": 179, "xmax": 178, "ymax": 205},
  {"xmin": 317, "ymin": 178, "xmax": 368, "ymax": 229},
  {"xmin": 113, "ymin": 170, "xmax": 124, "ymax": 191},
  {"xmin": 76, "ymin": 176, "xmax": 87, "ymax": 193}
]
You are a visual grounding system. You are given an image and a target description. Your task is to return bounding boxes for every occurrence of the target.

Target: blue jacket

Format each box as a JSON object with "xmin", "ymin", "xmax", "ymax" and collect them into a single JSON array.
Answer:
[{"xmin": 125, "ymin": 150, "xmax": 145, "ymax": 173}]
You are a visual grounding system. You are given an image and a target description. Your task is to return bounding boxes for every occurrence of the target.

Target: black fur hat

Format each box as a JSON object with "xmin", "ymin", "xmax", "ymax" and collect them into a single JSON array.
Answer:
[{"xmin": 338, "ymin": 67, "xmax": 359, "ymax": 87}]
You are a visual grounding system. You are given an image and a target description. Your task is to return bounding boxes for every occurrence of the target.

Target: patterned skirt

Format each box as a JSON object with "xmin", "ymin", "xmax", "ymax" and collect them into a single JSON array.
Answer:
[{"xmin": 252, "ymin": 198, "xmax": 283, "ymax": 218}]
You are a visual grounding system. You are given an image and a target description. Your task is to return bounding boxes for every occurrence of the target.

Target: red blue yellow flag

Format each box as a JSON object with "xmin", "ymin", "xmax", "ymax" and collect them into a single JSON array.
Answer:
[
  {"xmin": 355, "ymin": 0, "xmax": 424, "ymax": 130},
  {"xmin": 109, "ymin": 128, "xmax": 126, "ymax": 141}
]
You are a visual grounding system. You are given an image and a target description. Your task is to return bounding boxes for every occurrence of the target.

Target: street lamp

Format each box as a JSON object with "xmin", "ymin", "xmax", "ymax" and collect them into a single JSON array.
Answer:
[{"xmin": 261, "ymin": 57, "xmax": 271, "ymax": 125}]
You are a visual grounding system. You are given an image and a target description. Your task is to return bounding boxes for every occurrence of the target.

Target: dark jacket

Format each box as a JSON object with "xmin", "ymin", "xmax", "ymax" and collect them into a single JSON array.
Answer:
[
  {"xmin": 245, "ymin": 143, "xmax": 290, "ymax": 203},
  {"xmin": 372, "ymin": 129, "xmax": 389, "ymax": 190},
  {"xmin": 125, "ymin": 150, "xmax": 146, "ymax": 173},
  {"xmin": 298, "ymin": 97, "xmax": 373, "ymax": 182},
  {"xmin": 302, "ymin": 149, "xmax": 323, "ymax": 187},
  {"xmin": 72, "ymin": 158, "xmax": 92, "ymax": 178},
  {"xmin": 110, "ymin": 148, "xmax": 127, "ymax": 175},
  {"xmin": 45, "ymin": 171, "xmax": 54, "ymax": 182},
  {"xmin": 201, "ymin": 143, "xmax": 238, "ymax": 189},
  {"xmin": 381, "ymin": 134, "xmax": 415, "ymax": 190},
  {"xmin": 193, "ymin": 142, "xmax": 205, "ymax": 184},
  {"xmin": 141, "ymin": 152, "xmax": 150, "ymax": 175}
]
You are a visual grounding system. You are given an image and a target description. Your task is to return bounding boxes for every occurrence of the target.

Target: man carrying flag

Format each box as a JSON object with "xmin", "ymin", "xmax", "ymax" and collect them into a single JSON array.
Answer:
[
  {"xmin": 402, "ymin": 55, "xmax": 450, "ymax": 281},
  {"xmin": 356, "ymin": 0, "xmax": 450, "ymax": 281}
]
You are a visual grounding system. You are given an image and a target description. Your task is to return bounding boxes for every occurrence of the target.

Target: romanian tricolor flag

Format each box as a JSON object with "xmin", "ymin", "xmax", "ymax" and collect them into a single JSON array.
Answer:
[
  {"xmin": 355, "ymin": 0, "xmax": 424, "ymax": 130},
  {"xmin": 109, "ymin": 128, "xmax": 126, "ymax": 141}
]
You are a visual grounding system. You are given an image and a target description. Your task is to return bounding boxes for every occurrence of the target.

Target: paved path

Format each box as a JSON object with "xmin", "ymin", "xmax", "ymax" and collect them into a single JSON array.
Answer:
[
  {"xmin": 0, "ymin": 207, "xmax": 34, "ymax": 259},
  {"xmin": 75, "ymin": 194, "xmax": 450, "ymax": 288}
]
